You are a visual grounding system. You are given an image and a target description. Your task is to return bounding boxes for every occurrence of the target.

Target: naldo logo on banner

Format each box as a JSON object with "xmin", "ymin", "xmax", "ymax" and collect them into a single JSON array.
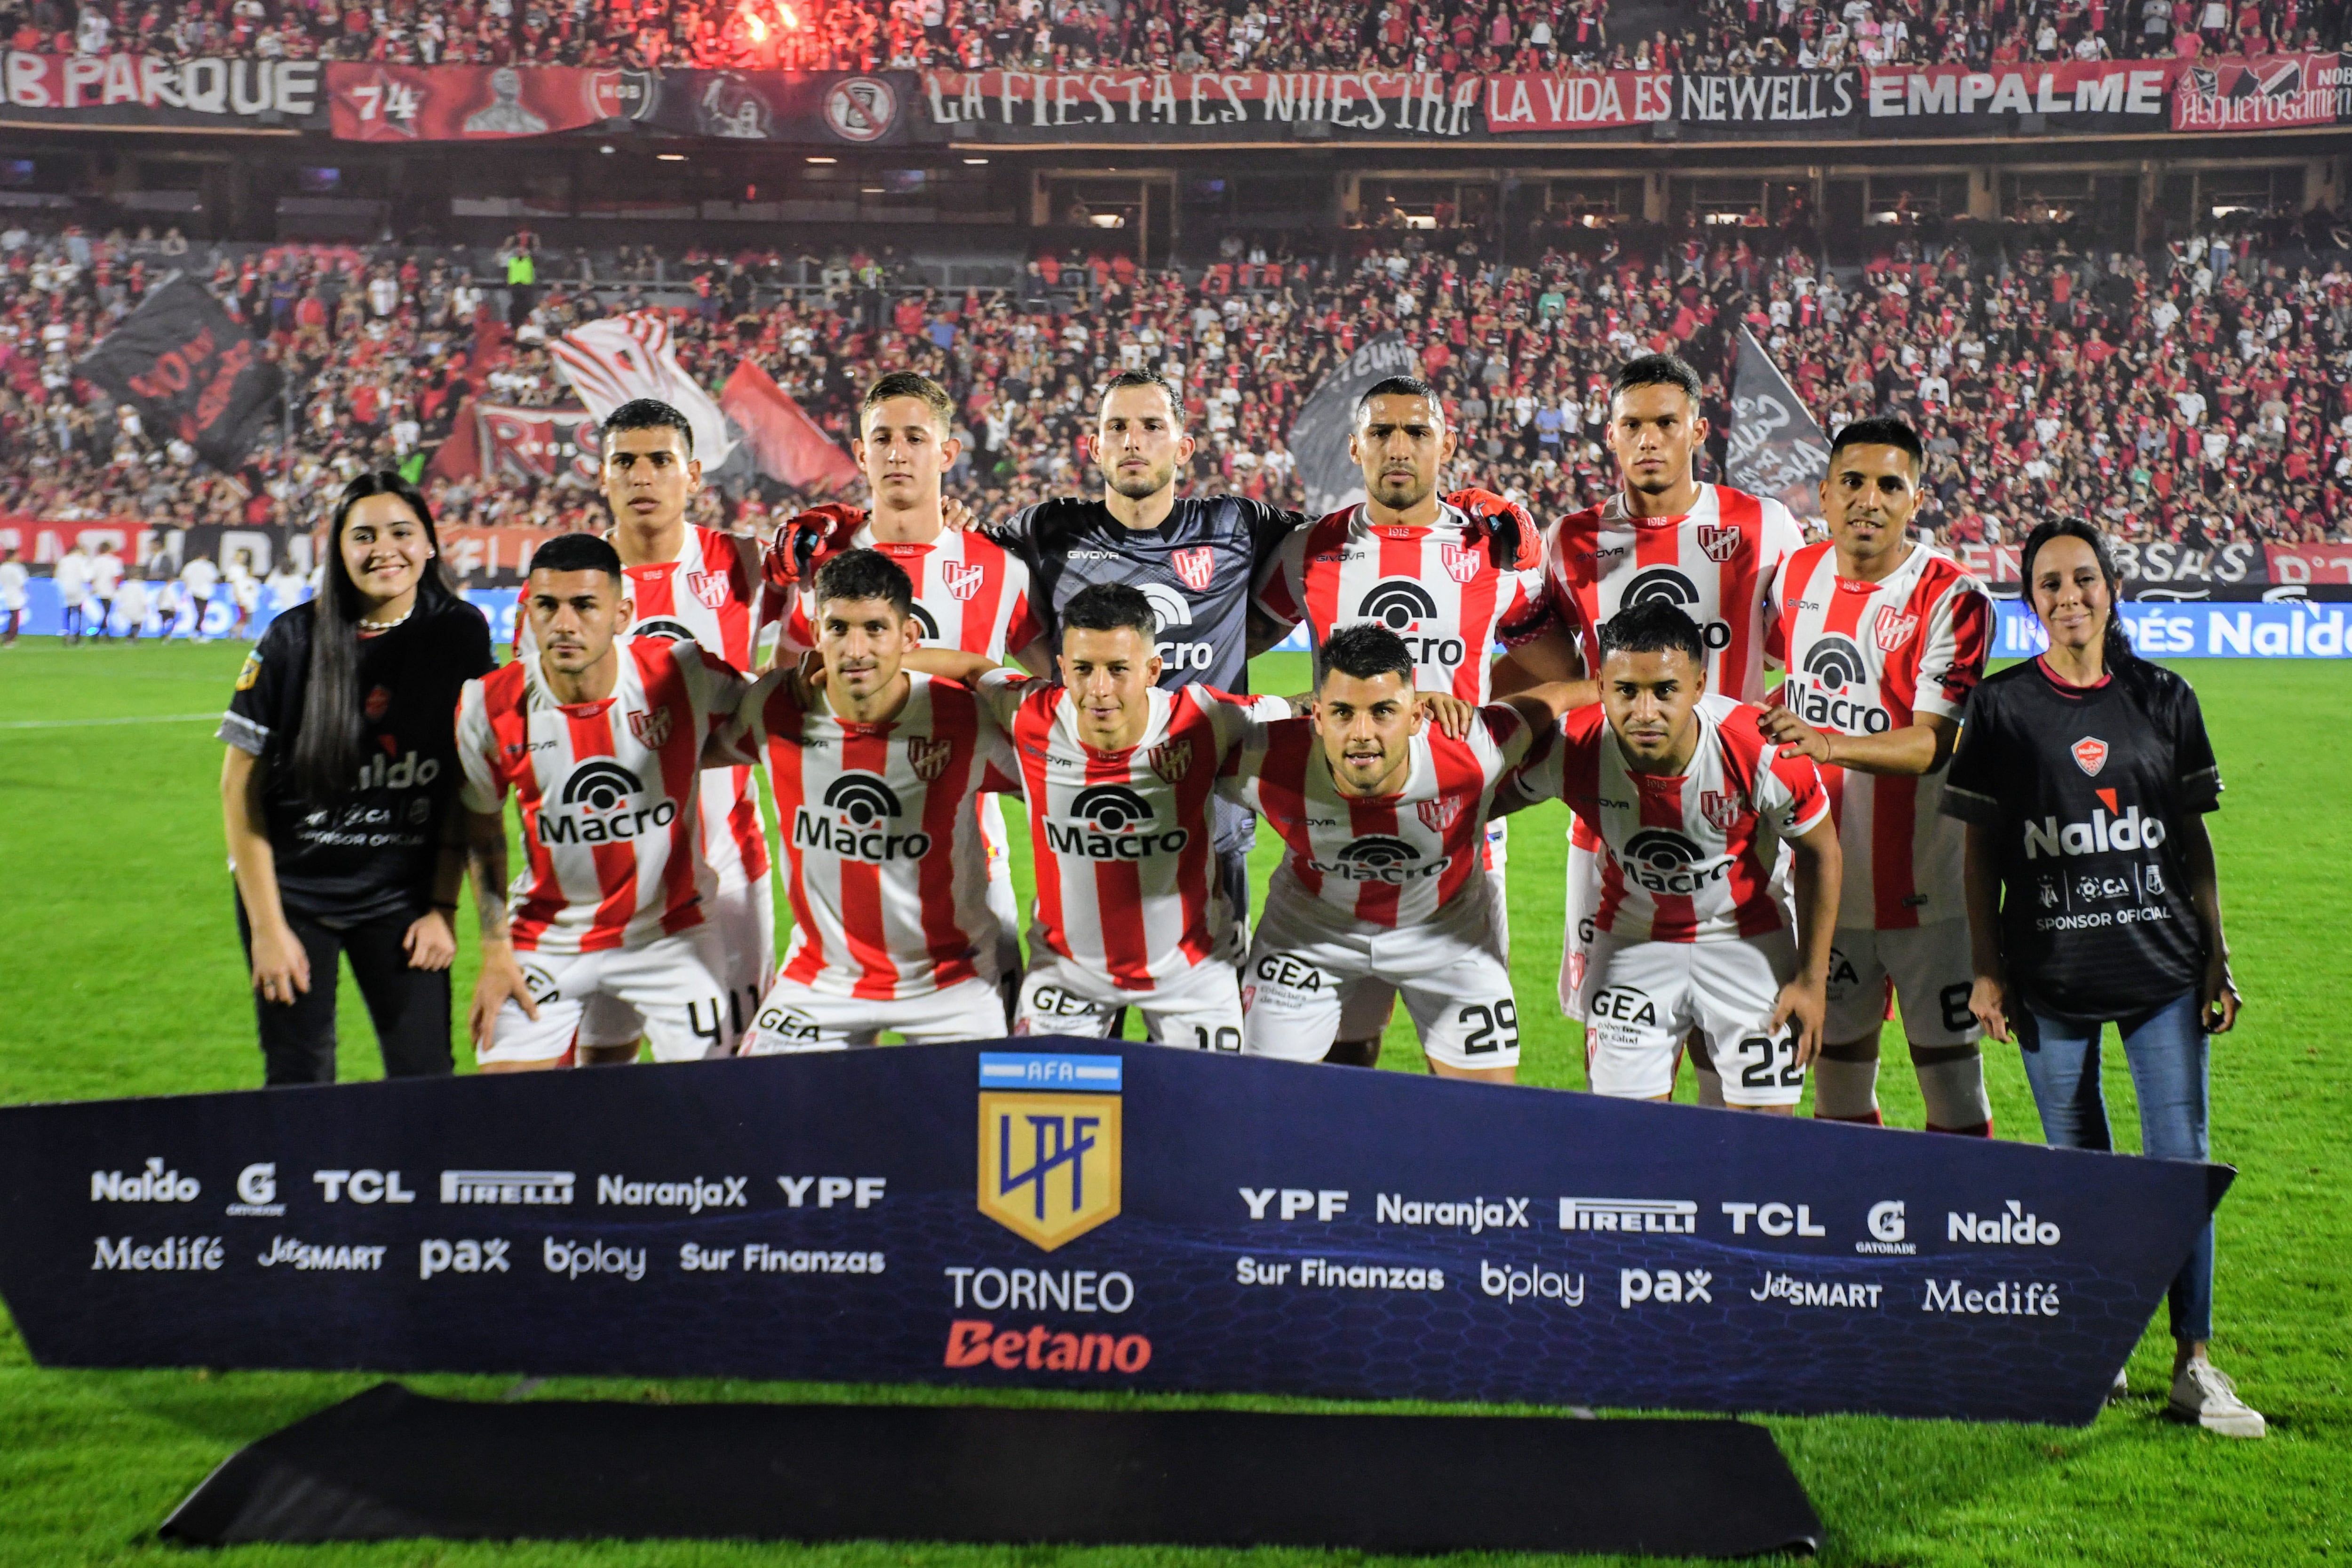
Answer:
[{"xmin": 1992, "ymin": 599, "xmax": 2352, "ymax": 659}]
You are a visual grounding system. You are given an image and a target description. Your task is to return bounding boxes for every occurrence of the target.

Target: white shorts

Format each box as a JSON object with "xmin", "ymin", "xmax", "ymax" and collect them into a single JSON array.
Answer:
[
  {"xmin": 1825, "ymin": 920, "xmax": 1980, "ymax": 1049},
  {"xmin": 1576, "ymin": 927, "xmax": 1803, "ymax": 1107},
  {"xmin": 741, "ymin": 972, "xmax": 1007, "ymax": 1052},
  {"xmin": 1557, "ymin": 832, "xmax": 1602, "ymax": 1018},
  {"xmin": 479, "ymin": 926, "xmax": 734, "ymax": 1067},
  {"xmin": 1015, "ymin": 948, "xmax": 1243, "ymax": 1053},
  {"xmin": 1242, "ymin": 893, "xmax": 1519, "ymax": 1072},
  {"xmin": 581, "ymin": 876, "xmax": 774, "ymax": 1047}
]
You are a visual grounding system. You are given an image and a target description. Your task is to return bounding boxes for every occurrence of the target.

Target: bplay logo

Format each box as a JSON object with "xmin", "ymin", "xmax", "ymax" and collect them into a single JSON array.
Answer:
[
  {"xmin": 1619, "ymin": 1267, "xmax": 1714, "ymax": 1307},
  {"xmin": 544, "ymin": 1237, "xmax": 647, "ymax": 1281},
  {"xmin": 1354, "ymin": 579, "xmax": 1466, "ymax": 668},
  {"xmin": 1481, "ymin": 1260, "xmax": 1586, "ymax": 1305},
  {"xmin": 90, "ymin": 1157, "xmax": 200, "ymax": 1203}
]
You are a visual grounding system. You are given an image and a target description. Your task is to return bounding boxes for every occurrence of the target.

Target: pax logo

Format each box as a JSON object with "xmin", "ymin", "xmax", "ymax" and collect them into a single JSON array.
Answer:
[
  {"xmin": 2071, "ymin": 737, "xmax": 2108, "ymax": 776},
  {"xmin": 1620, "ymin": 1267, "xmax": 1713, "ymax": 1307}
]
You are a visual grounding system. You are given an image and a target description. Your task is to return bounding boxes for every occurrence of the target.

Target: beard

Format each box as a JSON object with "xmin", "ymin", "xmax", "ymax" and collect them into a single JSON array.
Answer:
[
  {"xmin": 1108, "ymin": 462, "xmax": 1174, "ymax": 501},
  {"xmin": 1372, "ymin": 472, "xmax": 1432, "ymax": 510}
]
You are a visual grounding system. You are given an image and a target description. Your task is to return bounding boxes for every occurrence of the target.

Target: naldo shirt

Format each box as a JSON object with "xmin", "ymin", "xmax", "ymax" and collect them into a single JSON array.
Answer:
[
  {"xmin": 1941, "ymin": 657, "xmax": 2221, "ymax": 1023},
  {"xmin": 219, "ymin": 597, "xmax": 496, "ymax": 923}
]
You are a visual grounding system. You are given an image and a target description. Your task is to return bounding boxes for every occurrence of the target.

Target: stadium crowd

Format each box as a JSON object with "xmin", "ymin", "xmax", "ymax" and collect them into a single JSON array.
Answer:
[
  {"xmin": 3, "ymin": 204, "xmax": 2349, "ymax": 564},
  {"xmin": 2, "ymin": 0, "xmax": 2342, "ymax": 72}
]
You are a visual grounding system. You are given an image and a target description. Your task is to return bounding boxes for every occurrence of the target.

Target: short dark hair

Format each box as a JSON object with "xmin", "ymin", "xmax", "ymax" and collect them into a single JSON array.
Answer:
[
  {"xmin": 812, "ymin": 547, "xmax": 914, "ymax": 620},
  {"xmin": 861, "ymin": 371, "xmax": 954, "ymax": 434},
  {"xmin": 1597, "ymin": 598, "xmax": 1707, "ymax": 667},
  {"xmin": 601, "ymin": 397, "xmax": 696, "ymax": 458},
  {"xmin": 1317, "ymin": 622, "xmax": 1415, "ymax": 689},
  {"xmin": 1613, "ymin": 352, "xmax": 1704, "ymax": 410},
  {"xmin": 1099, "ymin": 369, "xmax": 1183, "ymax": 426},
  {"xmin": 1829, "ymin": 415, "xmax": 1925, "ymax": 475},
  {"xmin": 1061, "ymin": 582, "xmax": 1159, "ymax": 642},
  {"xmin": 1356, "ymin": 375, "xmax": 1443, "ymax": 424},
  {"xmin": 527, "ymin": 531, "xmax": 625, "ymax": 583}
]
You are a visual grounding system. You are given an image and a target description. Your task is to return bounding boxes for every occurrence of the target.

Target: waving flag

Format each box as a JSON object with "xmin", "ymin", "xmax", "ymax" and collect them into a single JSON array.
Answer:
[
  {"xmin": 550, "ymin": 312, "xmax": 736, "ymax": 470},
  {"xmin": 1725, "ymin": 326, "xmax": 1831, "ymax": 526},
  {"xmin": 720, "ymin": 358, "xmax": 858, "ymax": 491}
]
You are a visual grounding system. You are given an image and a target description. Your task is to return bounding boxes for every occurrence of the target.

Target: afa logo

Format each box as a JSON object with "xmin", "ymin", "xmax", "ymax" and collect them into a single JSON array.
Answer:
[{"xmin": 977, "ymin": 1052, "xmax": 1123, "ymax": 1250}]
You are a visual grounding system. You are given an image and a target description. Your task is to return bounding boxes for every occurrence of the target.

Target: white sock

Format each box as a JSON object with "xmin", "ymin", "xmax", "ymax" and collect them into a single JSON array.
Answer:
[
  {"xmin": 1812, "ymin": 1056, "xmax": 1882, "ymax": 1120},
  {"xmin": 1693, "ymin": 1064, "xmax": 1726, "ymax": 1108},
  {"xmin": 1916, "ymin": 1054, "xmax": 1992, "ymax": 1130}
]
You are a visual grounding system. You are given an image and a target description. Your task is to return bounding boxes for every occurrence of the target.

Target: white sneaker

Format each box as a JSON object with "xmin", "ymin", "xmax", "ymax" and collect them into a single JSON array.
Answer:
[
  {"xmin": 2168, "ymin": 1360, "xmax": 2266, "ymax": 1438},
  {"xmin": 2109, "ymin": 1367, "xmax": 2130, "ymax": 1403}
]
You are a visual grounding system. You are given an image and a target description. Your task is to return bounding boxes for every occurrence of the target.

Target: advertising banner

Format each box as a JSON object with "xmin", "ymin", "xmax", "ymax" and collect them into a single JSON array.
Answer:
[
  {"xmin": 2171, "ymin": 52, "xmax": 2346, "ymax": 131},
  {"xmin": 1992, "ymin": 597, "xmax": 2352, "ymax": 657},
  {"xmin": 1674, "ymin": 69, "xmax": 1857, "ymax": 131},
  {"xmin": 0, "ymin": 51, "xmax": 326, "ymax": 129},
  {"xmin": 1863, "ymin": 61, "xmax": 2177, "ymax": 132},
  {"xmin": 0, "ymin": 1042, "xmax": 2227, "ymax": 1424},
  {"xmin": 923, "ymin": 70, "xmax": 1491, "ymax": 140},
  {"xmin": 77, "ymin": 276, "xmax": 282, "ymax": 471},
  {"xmin": 1287, "ymin": 331, "xmax": 1422, "ymax": 515},
  {"xmin": 1725, "ymin": 327, "xmax": 1831, "ymax": 525}
]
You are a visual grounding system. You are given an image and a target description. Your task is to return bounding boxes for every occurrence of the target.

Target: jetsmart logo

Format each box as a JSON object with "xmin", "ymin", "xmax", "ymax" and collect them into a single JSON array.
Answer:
[
  {"xmin": 1312, "ymin": 836, "xmax": 1447, "ymax": 883},
  {"xmin": 440, "ymin": 1169, "xmax": 576, "ymax": 1205},
  {"xmin": 91, "ymin": 1158, "xmax": 200, "ymax": 1202},
  {"xmin": 537, "ymin": 760, "xmax": 676, "ymax": 846},
  {"xmin": 2023, "ymin": 804, "xmax": 2166, "ymax": 860},
  {"xmin": 793, "ymin": 773, "xmax": 932, "ymax": 861},
  {"xmin": 1045, "ymin": 784, "xmax": 1189, "ymax": 860},
  {"xmin": 1559, "ymin": 1197, "xmax": 1698, "ymax": 1234},
  {"xmin": 1947, "ymin": 1199, "xmax": 2061, "ymax": 1246}
]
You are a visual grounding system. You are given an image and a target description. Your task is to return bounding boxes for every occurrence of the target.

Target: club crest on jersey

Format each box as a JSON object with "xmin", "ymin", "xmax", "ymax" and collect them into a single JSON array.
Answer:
[
  {"xmin": 941, "ymin": 562, "xmax": 985, "ymax": 603},
  {"xmin": 2071, "ymin": 737, "xmax": 2109, "ymax": 777},
  {"xmin": 1417, "ymin": 797, "xmax": 1464, "ymax": 833},
  {"xmin": 684, "ymin": 570, "xmax": 730, "ymax": 610},
  {"xmin": 1700, "ymin": 790, "xmax": 1740, "ymax": 832},
  {"xmin": 1148, "ymin": 738, "xmax": 1193, "ymax": 783},
  {"xmin": 1439, "ymin": 543, "xmax": 1482, "ymax": 584},
  {"xmin": 627, "ymin": 707, "xmax": 674, "ymax": 749},
  {"xmin": 1696, "ymin": 525, "xmax": 1740, "ymax": 564},
  {"xmin": 976, "ymin": 1052, "xmax": 1122, "ymax": 1252},
  {"xmin": 1873, "ymin": 606, "xmax": 1919, "ymax": 652},
  {"xmin": 1170, "ymin": 546, "xmax": 1215, "ymax": 591},
  {"xmin": 906, "ymin": 735, "xmax": 951, "ymax": 782}
]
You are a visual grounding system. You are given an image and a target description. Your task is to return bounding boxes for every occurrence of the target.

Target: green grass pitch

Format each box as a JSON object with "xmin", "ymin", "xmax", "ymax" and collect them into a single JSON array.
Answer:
[{"xmin": 0, "ymin": 640, "xmax": 2344, "ymax": 1567}]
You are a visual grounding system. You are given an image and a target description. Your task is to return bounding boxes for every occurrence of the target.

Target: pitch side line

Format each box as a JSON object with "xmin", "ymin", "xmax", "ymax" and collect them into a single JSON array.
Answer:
[{"xmin": 0, "ymin": 712, "xmax": 220, "ymax": 730}]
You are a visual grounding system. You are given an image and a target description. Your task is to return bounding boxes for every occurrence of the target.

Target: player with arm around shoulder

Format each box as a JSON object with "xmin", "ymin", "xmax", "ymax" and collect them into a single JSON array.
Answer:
[
  {"xmin": 1758, "ymin": 416, "xmax": 1996, "ymax": 1134},
  {"xmin": 716, "ymin": 548, "xmax": 1023, "ymax": 1051},
  {"xmin": 1221, "ymin": 622, "xmax": 1582, "ymax": 1082},
  {"xmin": 1512, "ymin": 600, "xmax": 1841, "ymax": 1112},
  {"xmin": 456, "ymin": 533, "xmax": 749, "ymax": 1070}
]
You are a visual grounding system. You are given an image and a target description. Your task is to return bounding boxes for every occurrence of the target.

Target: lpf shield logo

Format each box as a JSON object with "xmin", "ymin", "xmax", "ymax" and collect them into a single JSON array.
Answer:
[
  {"xmin": 1170, "ymin": 546, "xmax": 1215, "ymax": 591},
  {"xmin": 1439, "ymin": 543, "xmax": 1481, "ymax": 584},
  {"xmin": 1696, "ymin": 525, "xmax": 1739, "ymax": 564},
  {"xmin": 684, "ymin": 569, "xmax": 730, "ymax": 609},
  {"xmin": 627, "ymin": 706, "xmax": 673, "ymax": 748},
  {"xmin": 977, "ymin": 1052, "xmax": 1123, "ymax": 1251}
]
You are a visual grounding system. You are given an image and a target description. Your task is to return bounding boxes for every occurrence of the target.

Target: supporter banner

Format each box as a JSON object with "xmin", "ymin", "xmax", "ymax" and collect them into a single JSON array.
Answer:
[
  {"xmin": 326, "ymin": 64, "xmax": 913, "ymax": 143},
  {"xmin": 1863, "ymin": 61, "xmax": 2177, "ymax": 132},
  {"xmin": 0, "ymin": 52, "xmax": 326, "ymax": 129},
  {"xmin": 1944, "ymin": 540, "xmax": 2349, "ymax": 600},
  {"xmin": 924, "ymin": 70, "xmax": 1491, "ymax": 139},
  {"xmin": 474, "ymin": 403, "xmax": 602, "ymax": 486},
  {"xmin": 2171, "ymin": 53, "xmax": 2348, "ymax": 132},
  {"xmin": 1481, "ymin": 70, "xmax": 1672, "ymax": 131},
  {"xmin": 0, "ymin": 1042, "xmax": 2225, "ymax": 1423},
  {"xmin": 2263, "ymin": 542, "xmax": 2352, "ymax": 587},
  {"xmin": 1674, "ymin": 69, "xmax": 1857, "ymax": 130},
  {"xmin": 78, "ymin": 276, "xmax": 281, "ymax": 471},
  {"xmin": 439, "ymin": 527, "xmax": 563, "ymax": 586},
  {"xmin": 1287, "ymin": 331, "xmax": 1422, "ymax": 515},
  {"xmin": 1725, "ymin": 327, "xmax": 1830, "ymax": 525}
]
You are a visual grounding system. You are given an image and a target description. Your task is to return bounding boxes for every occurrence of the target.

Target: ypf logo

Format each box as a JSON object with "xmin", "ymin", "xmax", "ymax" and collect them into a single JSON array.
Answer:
[
  {"xmin": 977, "ymin": 1051, "xmax": 1122, "ymax": 1251},
  {"xmin": 1620, "ymin": 568, "xmax": 1732, "ymax": 650},
  {"xmin": 824, "ymin": 772, "xmax": 903, "ymax": 826}
]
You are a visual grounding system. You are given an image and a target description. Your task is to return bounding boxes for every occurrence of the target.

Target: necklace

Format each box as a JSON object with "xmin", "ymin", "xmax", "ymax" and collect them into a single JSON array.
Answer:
[{"xmin": 356, "ymin": 602, "xmax": 415, "ymax": 632}]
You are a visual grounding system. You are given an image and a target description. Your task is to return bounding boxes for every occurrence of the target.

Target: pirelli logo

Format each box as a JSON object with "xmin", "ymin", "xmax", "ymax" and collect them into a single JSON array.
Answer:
[
  {"xmin": 439, "ymin": 1169, "xmax": 576, "ymax": 1206},
  {"xmin": 1559, "ymin": 1198, "xmax": 1699, "ymax": 1234}
]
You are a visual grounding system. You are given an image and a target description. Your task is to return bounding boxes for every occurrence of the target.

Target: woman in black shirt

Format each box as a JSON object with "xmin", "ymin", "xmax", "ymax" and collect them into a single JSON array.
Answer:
[
  {"xmin": 1942, "ymin": 517, "xmax": 2260, "ymax": 1438},
  {"xmin": 218, "ymin": 473, "xmax": 496, "ymax": 1084}
]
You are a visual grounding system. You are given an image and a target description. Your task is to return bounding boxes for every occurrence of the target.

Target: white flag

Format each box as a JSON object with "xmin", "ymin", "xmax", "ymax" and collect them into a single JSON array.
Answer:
[{"xmin": 550, "ymin": 312, "xmax": 736, "ymax": 469}]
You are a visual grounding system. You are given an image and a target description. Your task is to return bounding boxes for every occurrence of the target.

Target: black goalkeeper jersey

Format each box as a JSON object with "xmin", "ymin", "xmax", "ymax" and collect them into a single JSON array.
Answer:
[{"xmin": 1941, "ymin": 656, "xmax": 2221, "ymax": 1025}]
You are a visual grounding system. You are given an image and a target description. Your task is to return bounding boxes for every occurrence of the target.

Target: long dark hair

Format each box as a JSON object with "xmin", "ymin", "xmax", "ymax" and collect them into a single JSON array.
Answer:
[
  {"xmin": 2018, "ymin": 516, "xmax": 2137, "ymax": 680},
  {"xmin": 289, "ymin": 472, "xmax": 456, "ymax": 803}
]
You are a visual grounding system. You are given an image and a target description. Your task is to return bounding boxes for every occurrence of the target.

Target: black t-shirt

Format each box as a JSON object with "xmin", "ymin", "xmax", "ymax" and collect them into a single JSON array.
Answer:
[
  {"xmin": 1941, "ymin": 657, "xmax": 2221, "ymax": 1024},
  {"xmin": 219, "ymin": 596, "xmax": 497, "ymax": 924}
]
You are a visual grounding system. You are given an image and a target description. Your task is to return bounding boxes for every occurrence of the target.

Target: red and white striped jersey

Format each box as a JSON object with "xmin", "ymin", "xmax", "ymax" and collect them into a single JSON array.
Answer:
[
  {"xmin": 712, "ymin": 672, "xmax": 1021, "ymax": 999},
  {"xmin": 514, "ymin": 524, "xmax": 770, "ymax": 891},
  {"xmin": 1252, "ymin": 501, "xmax": 1551, "ymax": 701},
  {"xmin": 457, "ymin": 636, "xmax": 747, "ymax": 955},
  {"xmin": 1766, "ymin": 541, "xmax": 1993, "ymax": 930},
  {"xmin": 779, "ymin": 524, "xmax": 1042, "ymax": 661},
  {"xmin": 1546, "ymin": 484, "xmax": 1803, "ymax": 703},
  {"xmin": 1514, "ymin": 694, "xmax": 1831, "ymax": 944},
  {"xmin": 974, "ymin": 669, "xmax": 1282, "ymax": 990},
  {"xmin": 1221, "ymin": 707, "xmax": 1540, "ymax": 932}
]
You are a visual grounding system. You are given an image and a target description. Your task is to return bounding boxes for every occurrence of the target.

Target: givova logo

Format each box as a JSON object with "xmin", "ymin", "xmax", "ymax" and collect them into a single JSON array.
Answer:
[
  {"xmin": 1312, "ymin": 835, "xmax": 1448, "ymax": 883},
  {"xmin": 1620, "ymin": 568, "xmax": 1732, "ymax": 649},
  {"xmin": 1787, "ymin": 637, "xmax": 1891, "ymax": 733},
  {"xmin": 1046, "ymin": 784, "xmax": 1187, "ymax": 859},
  {"xmin": 795, "ymin": 772, "xmax": 933, "ymax": 861},
  {"xmin": 539, "ymin": 760, "xmax": 677, "ymax": 845},
  {"xmin": 1615, "ymin": 829, "xmax": 1733, "ymax": 896},
  {"xmin": 1355, "ymin": 579, "xmax": 1465, "ymax": 667},
  {"xmin": 1140, "ymin": 582, "xmax": 1215, "ymax": 672}
]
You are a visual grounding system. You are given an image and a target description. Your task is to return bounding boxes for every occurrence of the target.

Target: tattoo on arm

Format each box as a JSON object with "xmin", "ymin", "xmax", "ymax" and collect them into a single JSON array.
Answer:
[{"xmin": 464, "ymin": 812, "xmax": 511, "ymax": 940}]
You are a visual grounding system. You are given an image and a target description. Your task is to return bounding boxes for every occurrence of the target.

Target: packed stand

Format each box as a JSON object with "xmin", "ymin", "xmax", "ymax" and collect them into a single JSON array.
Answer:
[{"xmin": 1689, "ymin": 0, "xmax": 2351, "ymax": 71}]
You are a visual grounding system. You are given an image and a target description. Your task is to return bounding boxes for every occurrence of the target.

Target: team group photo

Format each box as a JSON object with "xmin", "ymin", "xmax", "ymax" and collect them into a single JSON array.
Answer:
[{"xmin": 2, "ymin": 38, "xmax": 2346, "ymax": 1563}]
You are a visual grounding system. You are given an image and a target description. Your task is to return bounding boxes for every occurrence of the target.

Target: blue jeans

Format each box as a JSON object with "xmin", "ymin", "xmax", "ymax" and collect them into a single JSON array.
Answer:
[{"xmin": 2018, "ymin": 991, "xmax": 2213, "ymax": 1343}]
